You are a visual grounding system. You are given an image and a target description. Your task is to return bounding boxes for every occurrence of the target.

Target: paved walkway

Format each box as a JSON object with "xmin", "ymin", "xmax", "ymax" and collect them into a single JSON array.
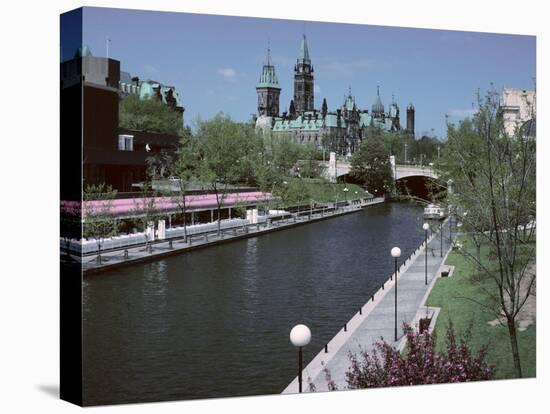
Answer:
[{"xmin": 283, "ymin": 219, "xmax": 455, "ymax": 393}]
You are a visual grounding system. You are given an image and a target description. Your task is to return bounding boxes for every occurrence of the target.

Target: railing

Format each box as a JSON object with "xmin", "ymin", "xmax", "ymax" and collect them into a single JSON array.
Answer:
[{"xmin": 67, "ymin": 197, "xmax": 386, "ymax": 256}]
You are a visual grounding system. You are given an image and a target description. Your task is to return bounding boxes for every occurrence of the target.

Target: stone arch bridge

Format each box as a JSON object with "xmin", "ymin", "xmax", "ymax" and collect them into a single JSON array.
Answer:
[{"xmin": 321, "ymin": 154, "xmax": 438, "ymax": 182}]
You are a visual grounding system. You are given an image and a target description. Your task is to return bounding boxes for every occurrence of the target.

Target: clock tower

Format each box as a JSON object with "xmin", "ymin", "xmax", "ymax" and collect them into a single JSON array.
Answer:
[{"xmin": 293, "ymin": 34, "xmax": 314, "ymax": 114}]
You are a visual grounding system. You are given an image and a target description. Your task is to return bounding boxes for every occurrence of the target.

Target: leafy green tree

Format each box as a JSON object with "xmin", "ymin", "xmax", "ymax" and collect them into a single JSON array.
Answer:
[
  {"xmin": 119, "ymin": 94, "xmax": 183, "ymax": 135},
  {"xmin": 350, "ymin": 137, "xmax": 394, "ymax": 195},
  {"xmin": 436, "ymin": 87, "xmax": 536, "ymax": 378},
  {"xmin": 132, "ymin": 182, "xmax": 161, "ymax": 253},
  {"xmin": 275, "ymin": 179, "xmax": 311, "ymax": 211},
  {"xmin": 166, "ymin": 129, "xmax": 199, "ymax": 241},
  {"xmin": 195, "ymin": 114, "xmax": 256, "ymax": 235},
  {"xmin": 83, "ymin": 183, "xmax": 119, "ymax": 264},
  {"xmin": 297, "ymin": 143, "xmax": 324, "ymax": 179},
  {"xmin": 271, "ymin": 135, "xmax": 302, "ymax": 177}
]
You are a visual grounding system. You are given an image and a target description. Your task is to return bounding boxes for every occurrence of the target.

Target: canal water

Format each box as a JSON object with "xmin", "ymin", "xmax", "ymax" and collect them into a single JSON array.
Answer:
[{"xmin": 82, "ymin": 202, "xmax": 424, "ymax": 405}]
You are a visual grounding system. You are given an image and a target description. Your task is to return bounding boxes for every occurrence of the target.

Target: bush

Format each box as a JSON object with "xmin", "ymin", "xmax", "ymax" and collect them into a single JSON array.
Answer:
[{"xmin": 326, "ymin": 321, "xmax": 494, "ymax": 390}]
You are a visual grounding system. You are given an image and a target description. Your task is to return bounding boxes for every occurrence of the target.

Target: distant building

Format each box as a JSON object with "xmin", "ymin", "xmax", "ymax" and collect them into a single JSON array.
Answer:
[
  {"xmin": 254, "ymin": 35, "xmax": 415, "ymax": 155},
  {"xmin": 61, "ymin": 47, "xmax": 181, "ymax": 192},
  {"xmin": 119, "ymin": 72, "xmax": 185, "ymax": 118},
  {"xmin": 500, "ymin": 87, "xmax": 536, "ymax": 138}
]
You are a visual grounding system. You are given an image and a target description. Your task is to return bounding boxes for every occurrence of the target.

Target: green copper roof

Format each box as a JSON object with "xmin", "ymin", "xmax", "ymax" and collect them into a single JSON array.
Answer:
[
  {"xmin": 74, "ymin": 45, "xmax": 92, "ymax": 58},
  {"xmin": 298, "ymin": 34, "xmax": 311, "ymax": 64},
  {"xmin": 344, "ymin": 94, "xmax": 356, "ymax": 111},
  {"xmin": 257, "ymin": 46, "xmax": 281, "ymax": 89},
  {"xmin": 257, "ymin": 65, "xmax": 280, "ymax": 89},
  {"xmin": 139, "ymin": 80, "xmax": 183, "ymax": 107},
  {"xmin": 372, "ymin": 84, "xmax": 385, "ymax": 114}
]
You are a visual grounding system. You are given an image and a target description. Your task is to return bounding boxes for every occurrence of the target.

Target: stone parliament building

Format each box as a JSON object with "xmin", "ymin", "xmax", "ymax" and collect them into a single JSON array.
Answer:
[{"xmin": 254, "ymin": 35, "xmax": 415, "ymax": 155}]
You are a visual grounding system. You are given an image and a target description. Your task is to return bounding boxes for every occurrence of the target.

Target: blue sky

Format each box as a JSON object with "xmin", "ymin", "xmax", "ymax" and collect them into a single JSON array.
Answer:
[{"xmin": 70, "ymin": 7, "xmax": 536, "ymax": 138}]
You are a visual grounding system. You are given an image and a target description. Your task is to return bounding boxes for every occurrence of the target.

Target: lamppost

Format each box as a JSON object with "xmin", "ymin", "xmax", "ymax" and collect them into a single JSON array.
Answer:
[
  {"xmin": 343, "ymin": 187, "xmax": 349, "ymax": 205},
  {"xmin": 391, "ymin": 246, "xmax": 401, "ymax": 341},
  {"xmin": 289, "ymin": 324, "xmax": 311, "ymax": 393},
  {"xmin": 422, "ymin": 222, "xmax": 429, "ymax": 285},
  {"xmin": 439, "ymin": 212, "xmax": 444, "ymax": 257}
]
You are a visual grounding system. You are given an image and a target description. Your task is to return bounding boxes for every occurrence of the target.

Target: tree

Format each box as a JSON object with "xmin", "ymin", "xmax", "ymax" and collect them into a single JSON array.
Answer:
[
  {"xmin": 132, "ymin": 182, "xmax": 161, "ymax": 253},
  {"xmin": 297, "ymin": 143, "xmax": 324, "ymax": 179},
  {"xmin": 436, "ymin": 87, "xmax": 536, "ymax": 378},
  {"xmin": 166, "ymin": 129, "xmax": 198, "ymax": 242},
  {"xmin": 83, "ymin": 183, "xmax": 119, "ymax": 264},
  {"xmin": 350, "ymin": 137, "xmax": 394, "ymax": 195},
  {"xmin": 322, "ymin": 322, "xmax": 493, "ymax": 390},
  {"xmin": 195, "ymin": 114, "xmax": 256, "ymax": 235},
  {"xmin": 119, "ymin": 94, "xmax": 183, "ymax": 135},
  {"xmin": 146, "ymin": 148, "xmax": 177, "ymax": 180}
]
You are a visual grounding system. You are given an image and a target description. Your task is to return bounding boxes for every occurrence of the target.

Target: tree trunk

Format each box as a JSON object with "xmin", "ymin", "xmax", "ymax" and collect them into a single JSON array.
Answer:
[
  {"xmin": 506, "ymin": 316, "xmax": 523, "ymax": 378},
  {"xmin": 183, "ymin": 214, "xmax": 187, "ymax": 242},
  {"xmin": 217, "ymin": 206, "xmax": 221, "ymax": 235}
]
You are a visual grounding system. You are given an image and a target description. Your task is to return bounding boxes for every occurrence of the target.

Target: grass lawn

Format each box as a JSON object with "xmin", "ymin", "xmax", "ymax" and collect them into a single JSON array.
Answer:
[
  {"xmin": 275, "ymin": 178, "xmax": 370, "ymax": 208},
  {"xmin": 426, "ymin": 239, "xmax": 536, "ymax": 379}
]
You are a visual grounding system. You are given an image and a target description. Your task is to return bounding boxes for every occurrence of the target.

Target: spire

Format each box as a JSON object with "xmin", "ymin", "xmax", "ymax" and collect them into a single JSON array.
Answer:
[
  {"xmin": 257, "ymin": 43, "xmax": 280, "ymax": 90},
  {"xmin": 298, "ymin": 34, "xmax": 311, "ymax": 64},
  {"xmin": 372, "ymin": 83, "xmax": 385, "ymax": 116},
  {"xmin": 322, "ymin": 97, "xmax": 328, "ymax": 117},
  {"xmin": 289, "ymin": 99, "xmax": 296, "ymax": 117}
]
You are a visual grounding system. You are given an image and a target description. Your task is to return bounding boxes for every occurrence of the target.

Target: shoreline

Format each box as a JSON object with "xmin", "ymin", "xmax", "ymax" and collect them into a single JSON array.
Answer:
[{"xmin": 79, "ymin": 198, "xmax": 386, "ymax": 274}]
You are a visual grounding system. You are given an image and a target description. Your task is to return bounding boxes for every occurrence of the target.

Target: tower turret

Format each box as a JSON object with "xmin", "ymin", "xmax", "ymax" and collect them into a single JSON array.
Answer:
[
  {"xmin": 256, "ymin": 45, "xmax": 281, "ymax": 117},
  {"xmin": 406, "ymin": 102, "xmax": 415, "ymax": 136},
  {"xmin": 293, "ymin": 34, "xmax": 314, "ymax": 114},
  {"xmin": 371, "ymin": 84, "xmax": 385, "ymax": 118}
]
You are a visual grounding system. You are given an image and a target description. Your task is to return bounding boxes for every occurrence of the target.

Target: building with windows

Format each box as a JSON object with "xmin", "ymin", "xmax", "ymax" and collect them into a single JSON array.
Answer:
[
  {"xmin": 119, "ymin": 72, "xmax": 185, "ymax": 118},
  {"xmin": 500, "ymin": 87, "xmax": 536, "ymax": 138},
  {"xmin": 255, "ymin": 35, "xmax": 415, "ymax": 155},
  {"xmin": 61, "ymin": 46, "xmax": 182, "ymax": 193}
]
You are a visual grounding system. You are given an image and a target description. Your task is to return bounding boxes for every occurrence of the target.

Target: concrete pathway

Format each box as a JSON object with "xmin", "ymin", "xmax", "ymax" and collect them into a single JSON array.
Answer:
[{"xmin": 283, "ymin": 219, "xmax": 455, "ymax": 393}]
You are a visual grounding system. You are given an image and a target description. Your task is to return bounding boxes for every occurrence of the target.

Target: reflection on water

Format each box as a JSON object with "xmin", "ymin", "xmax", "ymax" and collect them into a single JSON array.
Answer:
[{"xmin": 83, "ymin": 202, "xmax": 424, "ymax": 405}]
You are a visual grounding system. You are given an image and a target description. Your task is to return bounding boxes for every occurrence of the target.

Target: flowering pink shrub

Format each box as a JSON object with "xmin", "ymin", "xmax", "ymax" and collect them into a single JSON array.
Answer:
[{"xmin": 332, "ymin": 321, "xmax": 493, "ymax": 389}]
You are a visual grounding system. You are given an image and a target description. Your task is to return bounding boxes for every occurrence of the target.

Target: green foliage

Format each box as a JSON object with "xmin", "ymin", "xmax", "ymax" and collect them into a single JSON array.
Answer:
[
  {"xmin": 272, "ymin": 178, "xmax": 365, "ymax": 208},
  {"xmin": 297, "ymin": 143, "xmax": 324, "ymax": 178},
  {"xmin": 427, "ymin": 238, "xmax": 536, "ymax": 379},
  {"xmin": 376, "ymin": 129, "xmax": 442, "ymax": 165},
  {"xmin": 83, "ymin": 183, "xmax": 119, "ymax": 247},
  {"xmin": 350, "ymin": 137, "xmax": 394, "ymax": 194},
  {"xmin": 195, "ymin": 114, "xmax": 258, "ymax": 232},
  {"xmin": 435, "ymin": 87, "xmax": 536, "ymax": 378},
  {"xmin": 196, "ymin": 114, "xmax": 257, "ymax": 187},
  {"xmin": 119, "ymin": 94, "xmax": 183, "ymax": 135},
  {"xmin": 132, "ymin": 182, "xmax": 161, "ymax": 236}
]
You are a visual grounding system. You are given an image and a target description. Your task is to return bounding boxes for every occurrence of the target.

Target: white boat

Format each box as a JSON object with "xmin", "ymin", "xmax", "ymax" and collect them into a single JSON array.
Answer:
[{"xmin": 423, "ymin": 204, "xmax": 446, "ymax": 220}]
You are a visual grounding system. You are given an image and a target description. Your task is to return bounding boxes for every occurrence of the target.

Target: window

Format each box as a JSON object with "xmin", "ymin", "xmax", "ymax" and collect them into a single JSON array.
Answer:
[{"xmin": 118, "ymin": 134, "xmax": 134, "ymax": 151}]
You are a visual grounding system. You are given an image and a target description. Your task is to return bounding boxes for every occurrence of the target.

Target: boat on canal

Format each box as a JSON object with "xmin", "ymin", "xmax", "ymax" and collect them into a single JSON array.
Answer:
[{"xmin": 423, "ymin": 204, "xmax": 446, "ymax": 220}]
